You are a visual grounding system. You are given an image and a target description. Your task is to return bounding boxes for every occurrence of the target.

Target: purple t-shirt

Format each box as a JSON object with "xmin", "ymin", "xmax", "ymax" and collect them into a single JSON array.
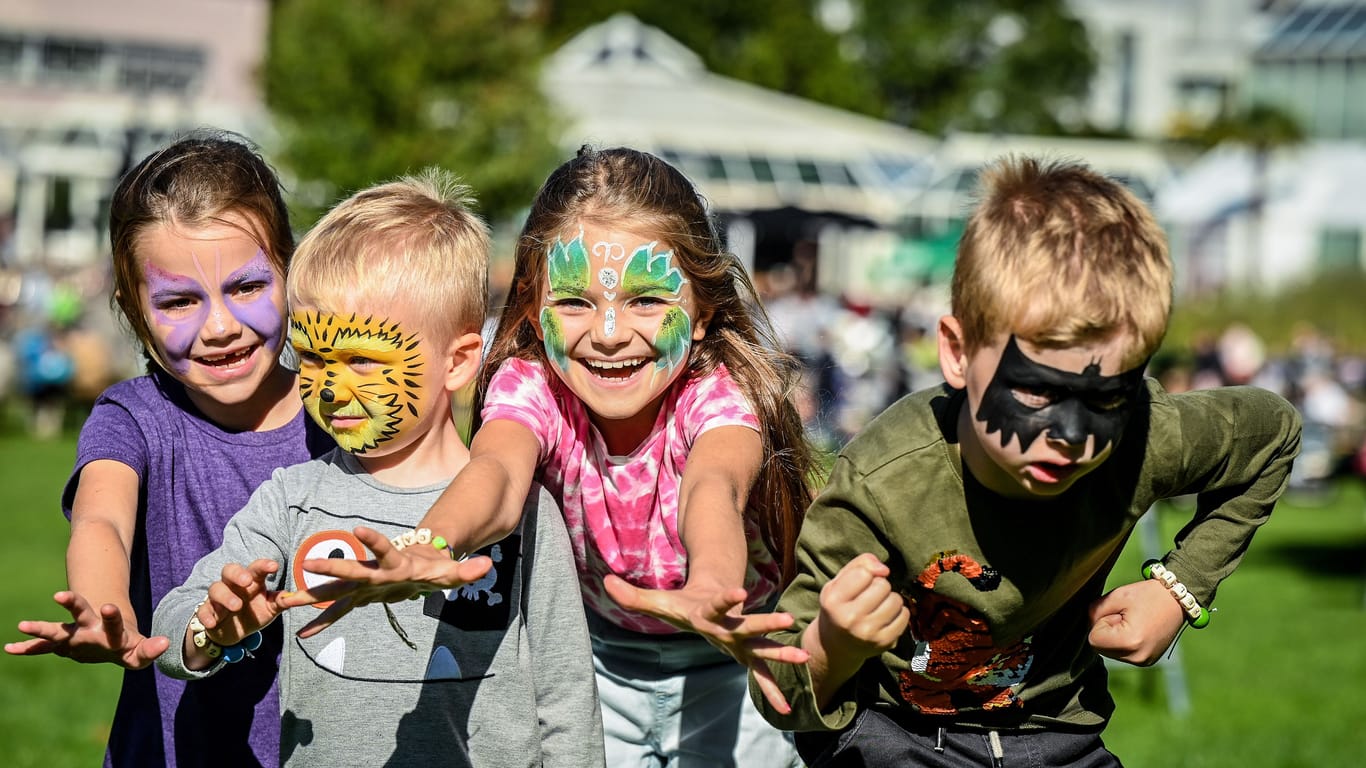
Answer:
[{"xmin": 63, "ymin": 371, "xmax": 331, "ymax": 768}]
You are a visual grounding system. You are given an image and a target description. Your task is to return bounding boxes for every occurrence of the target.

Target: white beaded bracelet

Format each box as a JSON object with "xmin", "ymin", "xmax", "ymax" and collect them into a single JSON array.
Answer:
[{"xmin": 1142, "ymin": 560, "xmax": 1211, "ymax": 629}]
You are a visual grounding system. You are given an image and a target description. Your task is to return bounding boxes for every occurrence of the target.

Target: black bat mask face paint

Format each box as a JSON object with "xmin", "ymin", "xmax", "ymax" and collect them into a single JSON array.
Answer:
[{"xmin": 976, "ymin": 335, "xmax": 1146, "ymax": 454}]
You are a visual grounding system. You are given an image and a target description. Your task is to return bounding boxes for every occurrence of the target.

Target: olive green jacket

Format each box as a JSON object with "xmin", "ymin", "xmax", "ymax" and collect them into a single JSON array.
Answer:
[{"xmin": 756, "ymin": 381, "xmax": 1301, "ymax": 733}]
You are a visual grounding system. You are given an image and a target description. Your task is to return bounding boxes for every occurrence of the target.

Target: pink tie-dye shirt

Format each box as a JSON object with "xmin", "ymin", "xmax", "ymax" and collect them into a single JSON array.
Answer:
[{"xmin": 483, "ymin": 357, "xmax": 780, "ymax": 634}]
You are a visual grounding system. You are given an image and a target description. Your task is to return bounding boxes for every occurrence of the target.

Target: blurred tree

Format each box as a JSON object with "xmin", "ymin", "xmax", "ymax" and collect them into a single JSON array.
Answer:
[
  {"xmin": 541, "ymin": 0, "xmax": 1094, "ymax": 135},
  {"xmin": 264, "ymin": 0, "xmax": 561, "ymax": 226},
  {"xmin": 854, "ymin": 0, "xmax": 1094, "ymax": 134}
]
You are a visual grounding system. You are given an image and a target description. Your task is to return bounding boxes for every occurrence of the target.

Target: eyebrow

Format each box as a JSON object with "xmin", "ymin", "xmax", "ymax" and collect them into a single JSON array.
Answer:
[
  {"xmin": 545, "ymin": 283, "xmax": 593, "ymax": 303},
  {"xmin": 222, "ymin": 252, "xmax": 274, "ymax": 288}
]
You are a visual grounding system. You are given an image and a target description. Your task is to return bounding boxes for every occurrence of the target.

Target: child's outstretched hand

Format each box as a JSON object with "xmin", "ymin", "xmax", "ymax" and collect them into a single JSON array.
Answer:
[
  {"xmin": 195, "ymin": 559, "xmax": 288, "ymax": 649},
  {"xmin": 276, "ymin": 526, "xmax": 493, "ymax": 639},
  {"xmin": 603, "ymin": 574, "xmax": 810, "ymax": 713},
  {"xmin": 1087, "ymin": 578, "xmax": 1186, "ymax": 666},
  {"xmin": 5, "ymin": 591, "xmax": 170, "ymax": 669}
]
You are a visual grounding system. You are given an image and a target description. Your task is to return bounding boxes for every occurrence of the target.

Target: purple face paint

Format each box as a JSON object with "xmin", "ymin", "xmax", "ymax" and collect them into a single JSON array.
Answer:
[
  {"xmin": 223, "ymin": 251, "xmax": 283, "ymax": 354},
  {"xmin": 143, "ymin": 248, "xmax": 281, "ymax": 374},
  {"xmin": 146, "ymin": 263, "xmax": 210, "ymax": 374}
]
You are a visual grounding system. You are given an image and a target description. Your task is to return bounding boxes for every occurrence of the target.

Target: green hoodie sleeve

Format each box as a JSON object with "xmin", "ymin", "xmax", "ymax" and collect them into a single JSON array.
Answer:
[
  {"xmin": 1151, "ymin": 384, "xmax": 1302, "ymax": 606},
  {"xmin": 750, "ymin": 451, "xmax": 895, "ymax": 732}
]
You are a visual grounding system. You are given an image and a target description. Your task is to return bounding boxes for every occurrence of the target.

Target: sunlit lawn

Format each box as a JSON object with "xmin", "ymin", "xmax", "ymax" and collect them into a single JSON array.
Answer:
[{"xmin": 0, "ymin": 427, "xmax": 1363, "ymax": 766}]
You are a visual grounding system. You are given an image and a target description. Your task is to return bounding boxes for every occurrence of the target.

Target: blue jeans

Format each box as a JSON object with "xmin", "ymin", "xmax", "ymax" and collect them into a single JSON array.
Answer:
[
  {"xmin": 591, "ymin": 627, "xmax": 801, "ymax": 768},
  {"xmin": 795, "ymin": 709, "xmax": 1123, "ymax": 768}
]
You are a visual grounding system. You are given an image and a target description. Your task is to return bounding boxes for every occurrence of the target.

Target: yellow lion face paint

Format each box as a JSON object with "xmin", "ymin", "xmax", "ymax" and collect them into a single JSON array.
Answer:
[{"xmin": 290, "ymin": 310, "xmax": 427, "ymax": 454}]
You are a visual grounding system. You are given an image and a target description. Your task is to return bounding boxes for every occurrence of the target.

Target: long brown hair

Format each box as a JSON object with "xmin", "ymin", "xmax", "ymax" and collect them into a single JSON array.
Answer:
[{"xmin": 480, "ymin": 146, "xmax": 814, "ymax": 585}]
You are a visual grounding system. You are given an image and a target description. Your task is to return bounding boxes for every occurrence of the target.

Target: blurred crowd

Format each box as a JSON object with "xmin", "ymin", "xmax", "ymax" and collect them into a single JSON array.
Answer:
[
  {"xmin": 758, "ymin": 268, "xmax": 1366, "ymax": 493},
  {"xmin": 0, "ymin": 264, "xmax": 140, "ymax": 439},
  {"xmin": 4, "ymin": 257, "xmax": 1365, "ymax": 497}
]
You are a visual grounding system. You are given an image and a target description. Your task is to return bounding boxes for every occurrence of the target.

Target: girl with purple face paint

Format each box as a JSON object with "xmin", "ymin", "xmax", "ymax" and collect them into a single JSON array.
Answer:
[
  {"xmin": 291, "ymin": 146, "xmax": 817, "ymax": 766},
  {"xmin": 5, "ymin": 132, "xmax": 332, "ymax": 768}
]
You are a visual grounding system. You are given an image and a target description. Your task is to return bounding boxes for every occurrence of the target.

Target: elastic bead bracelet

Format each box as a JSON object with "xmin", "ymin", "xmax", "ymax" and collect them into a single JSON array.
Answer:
[
  {"xmin": 1142, "ymin": 559, "xmax": 1211, "ymax": 629},
  {"xmin": 388, "ymin": 527, "xmax": 458, "ymax": 560},
  {"xmin": 188, "ymin": 601, "xmax": 264, "ymax": 663}
]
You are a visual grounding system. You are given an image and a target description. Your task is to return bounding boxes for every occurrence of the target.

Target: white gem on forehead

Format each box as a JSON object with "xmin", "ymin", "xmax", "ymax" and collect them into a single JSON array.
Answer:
[
  {"xmin": 604, "ymin": 306, "xmax": 616, "ymax": 337},
  {"xmin": 598, "ymin": 267, "xmax": 619, "ymax": 290}
]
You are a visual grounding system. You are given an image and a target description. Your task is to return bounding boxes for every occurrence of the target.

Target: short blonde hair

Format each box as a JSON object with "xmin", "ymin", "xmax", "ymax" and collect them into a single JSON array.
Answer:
[
  {"xmin": 952, "ymin": 155, "xmax": 1171, "ymax": 369},
  {"xmin": 288, "ymin": 168, "xmax": 490, "ymax": 345}
]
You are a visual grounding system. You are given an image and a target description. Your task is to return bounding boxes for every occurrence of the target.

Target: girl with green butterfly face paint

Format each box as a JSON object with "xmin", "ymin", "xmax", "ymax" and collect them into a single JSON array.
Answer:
[
  {"xmin": 537, "ymin": 222, "xmax": 710, "ymax": 450},
  {"xmin": 372, "ymin": 147, "xmax": 817, "ymax": 768}
]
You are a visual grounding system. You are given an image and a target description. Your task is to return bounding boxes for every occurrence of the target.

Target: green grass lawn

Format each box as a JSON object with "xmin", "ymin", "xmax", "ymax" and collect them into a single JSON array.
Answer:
[{"xmin": 0, "ymin": 428, "xmax": 1363, "ymax": 766}]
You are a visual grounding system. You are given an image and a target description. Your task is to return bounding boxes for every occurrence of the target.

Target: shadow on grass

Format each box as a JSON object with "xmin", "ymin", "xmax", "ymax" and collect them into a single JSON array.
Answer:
[{"xmin": 1252, "ymin": 536, "xmax": 1366, "ymax": 579}]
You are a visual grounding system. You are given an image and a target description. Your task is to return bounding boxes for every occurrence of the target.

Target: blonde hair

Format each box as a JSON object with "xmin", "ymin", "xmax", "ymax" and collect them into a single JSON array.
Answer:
[
  {"xmin": 481, "ymin": 146, "xmax": 814, "ymax": 586},
  {"xmin": 953, "ymin": 155, "xmax": 1172, "ymax": 369},
  {"xmin": 288, "ymin": 168, "xmax": 490, "ymax": 344}
]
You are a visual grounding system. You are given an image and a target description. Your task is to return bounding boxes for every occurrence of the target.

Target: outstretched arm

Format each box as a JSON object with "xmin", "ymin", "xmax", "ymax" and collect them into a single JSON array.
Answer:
[
  {"xmin": 604, "ymin": 426, "xmax": 809, "ymax": 710},
  {"xmin": 274, "ymin": 419, "xmax": 538, "ymax": 632},
  {"xmin": 6, "ymin": 460, "xmax": 168, "ymax": 668},
  {"xmin": 180, "ymin": 559, "xmax": 286, "ymax": 671}
]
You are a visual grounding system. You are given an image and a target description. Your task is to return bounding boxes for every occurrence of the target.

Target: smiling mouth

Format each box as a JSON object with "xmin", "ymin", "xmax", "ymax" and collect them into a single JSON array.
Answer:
[
  {"xmin": 196, "ymin": 346, "xmax": 255, "ymax": 372},
  {"xmin": 581, "ymin": 356, "xmax": 650, "ymax": 380}
]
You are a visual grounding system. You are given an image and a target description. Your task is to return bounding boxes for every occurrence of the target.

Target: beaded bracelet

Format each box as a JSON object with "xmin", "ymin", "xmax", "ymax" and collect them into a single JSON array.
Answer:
[
  {"xmin": 1142, "ymin": 559, "xmax": 1211, "ymax": 629},
  {"xmin": 388, "ymin": 527, "xmax": 458, "ymax": 560},
  {"xmin": 188, "ymin": 602, "xmax": 264, "ymax": 663}
]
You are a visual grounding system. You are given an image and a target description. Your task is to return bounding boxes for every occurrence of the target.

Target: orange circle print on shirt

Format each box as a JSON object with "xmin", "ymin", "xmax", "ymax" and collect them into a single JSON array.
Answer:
[{"xmin": 292, "ymin": 530, "xmax": 367, "ymax": 610}]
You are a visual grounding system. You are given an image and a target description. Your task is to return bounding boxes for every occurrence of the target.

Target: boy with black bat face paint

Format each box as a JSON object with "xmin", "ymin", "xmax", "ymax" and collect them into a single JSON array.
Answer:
[{"xmin": 752, "ymin": 155, "xmax": 1302, "ymax": 767}]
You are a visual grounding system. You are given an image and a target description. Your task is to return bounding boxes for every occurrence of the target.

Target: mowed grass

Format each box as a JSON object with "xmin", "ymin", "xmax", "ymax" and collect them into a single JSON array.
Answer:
[
  {"xmin": 0, "ymin": 430, "xmax": 120, "ymax": 767},
  {"xmin": 0, "ymin": 427, "xmax": 1363, "ymax": 766}
]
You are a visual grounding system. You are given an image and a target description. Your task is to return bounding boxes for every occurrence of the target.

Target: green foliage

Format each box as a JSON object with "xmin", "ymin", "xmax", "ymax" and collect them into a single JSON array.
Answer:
[
  {"xmin": 849, "ymin": 0, "xmax": 1095, "ymax": 134},
  {"xmin": 543, "ymin": 1, "xmax": 1093, "ymax": 135},
  {"xmin": 1174, "ymin": 101, "xmax": 1307, "ymax": 152},
  {"xmin": 264, "ymin": 0, "xmax": 562, "ymax": 226}
]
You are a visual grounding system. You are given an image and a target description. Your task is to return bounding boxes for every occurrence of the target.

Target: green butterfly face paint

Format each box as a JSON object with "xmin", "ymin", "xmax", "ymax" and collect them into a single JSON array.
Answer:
[{"xmin": 535, "ymin": 222, "xmax": 707, "ymax": 447}]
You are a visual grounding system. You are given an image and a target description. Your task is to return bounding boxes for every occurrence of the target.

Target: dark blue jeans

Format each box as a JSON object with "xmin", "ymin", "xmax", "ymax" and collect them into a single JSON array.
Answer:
[{"xmin": 795, "ymin": 709, "xmax": 1123, "ymax": 768}]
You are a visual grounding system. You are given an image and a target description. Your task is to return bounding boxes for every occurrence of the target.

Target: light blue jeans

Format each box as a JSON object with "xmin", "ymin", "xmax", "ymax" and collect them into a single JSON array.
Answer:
[{"xmin": 591, "ymin": 622, "xmax": 802, "ymax": 768}]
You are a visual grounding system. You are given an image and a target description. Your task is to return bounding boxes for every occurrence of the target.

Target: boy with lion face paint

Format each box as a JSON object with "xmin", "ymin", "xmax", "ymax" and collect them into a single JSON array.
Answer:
[
  {"xmin": 753, "ymin": 156, "xmax": 1302, "ymax": 766},
  {"xmin": 152, "ymin": 170, "xmax": 602, "ymax": 767}
]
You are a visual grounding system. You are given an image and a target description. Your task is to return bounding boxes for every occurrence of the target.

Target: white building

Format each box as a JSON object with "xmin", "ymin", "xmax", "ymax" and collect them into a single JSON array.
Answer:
[
  {"xmin": 1067, "ymin": 0, "xmax": 1274, "ymax": 138},
  {"xmin": 1156, "ymin": 141, "xmax": 1366, "ymax": 294},
  {"xmin": 0, "ymin": 0, "xmax": 272, "ymax": 267},
  {"xmin": 541, "ymin": 14, "xmax": 938, "ymax": 301}
]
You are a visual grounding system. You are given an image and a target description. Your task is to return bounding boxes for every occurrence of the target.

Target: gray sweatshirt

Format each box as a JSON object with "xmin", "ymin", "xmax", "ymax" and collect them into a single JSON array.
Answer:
[{"xmin": 154, "ymin": 449, "xmax": 604, "ymax": 767}]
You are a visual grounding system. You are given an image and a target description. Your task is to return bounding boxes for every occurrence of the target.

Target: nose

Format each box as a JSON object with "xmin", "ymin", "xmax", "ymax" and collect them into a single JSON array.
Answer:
[
  {"xmin": 1044, "ymin": 400, "xmax": 1089, "ymax": 447},
  {"xmin": 590, "ymin": 306, "xmax": 624, "ymax": 346},
  {"xmin": 201, "ymin": 296, "xmax": 242, "ymax": 341}
]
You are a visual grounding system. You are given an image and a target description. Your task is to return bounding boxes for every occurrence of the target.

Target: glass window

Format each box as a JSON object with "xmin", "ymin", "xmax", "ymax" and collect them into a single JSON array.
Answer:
[
  {"xmin": 1318, "ymin": 228, "xmax": 1362, "ymax": 272},
  {"xmin": 120, "ymin": 44, "xmax": 204, "ymax": 95},
  {"xmin": 41, "ymin": 38, "xmax": 103, "ymax": 84},
  {"xmin": 702, "ymin": 153, "xmax": 727, "ymax": 180},
  {"xmin": 0, "ymin": 34, "xmax": 23, "ymax": 78},
  {"xmin": 796, "ymin": 159, "xmax": 821, "ymax": 184},
  {"xmin": 815, "ymin": 162, "xmax": 859, "ymax": 187},
  {"xmin": 748, "ymin": 155, "xmax": 775, "ymax": 182}
]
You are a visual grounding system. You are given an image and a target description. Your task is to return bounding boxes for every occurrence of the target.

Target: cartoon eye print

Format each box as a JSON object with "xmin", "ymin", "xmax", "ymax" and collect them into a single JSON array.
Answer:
[{"xmin": 292, "ymin": 530, "xmax": 367, "ymax": 610}]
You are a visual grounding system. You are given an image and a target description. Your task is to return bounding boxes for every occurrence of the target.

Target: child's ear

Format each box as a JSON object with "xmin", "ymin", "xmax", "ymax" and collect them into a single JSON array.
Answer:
[
  {"xmin": 442, "ymin": 332, "xmax": 485, "ymax": 393},
  {"xmin": 691, "ymin": 307, "xmax": 714, "ymax": 341},
  {"xmin": 938, "ymin": 315, "xmax": 968, "ymax": 389},
  {"xmin": 529, "ymin": 307, "xmax": 545, "ymax": 341}
]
